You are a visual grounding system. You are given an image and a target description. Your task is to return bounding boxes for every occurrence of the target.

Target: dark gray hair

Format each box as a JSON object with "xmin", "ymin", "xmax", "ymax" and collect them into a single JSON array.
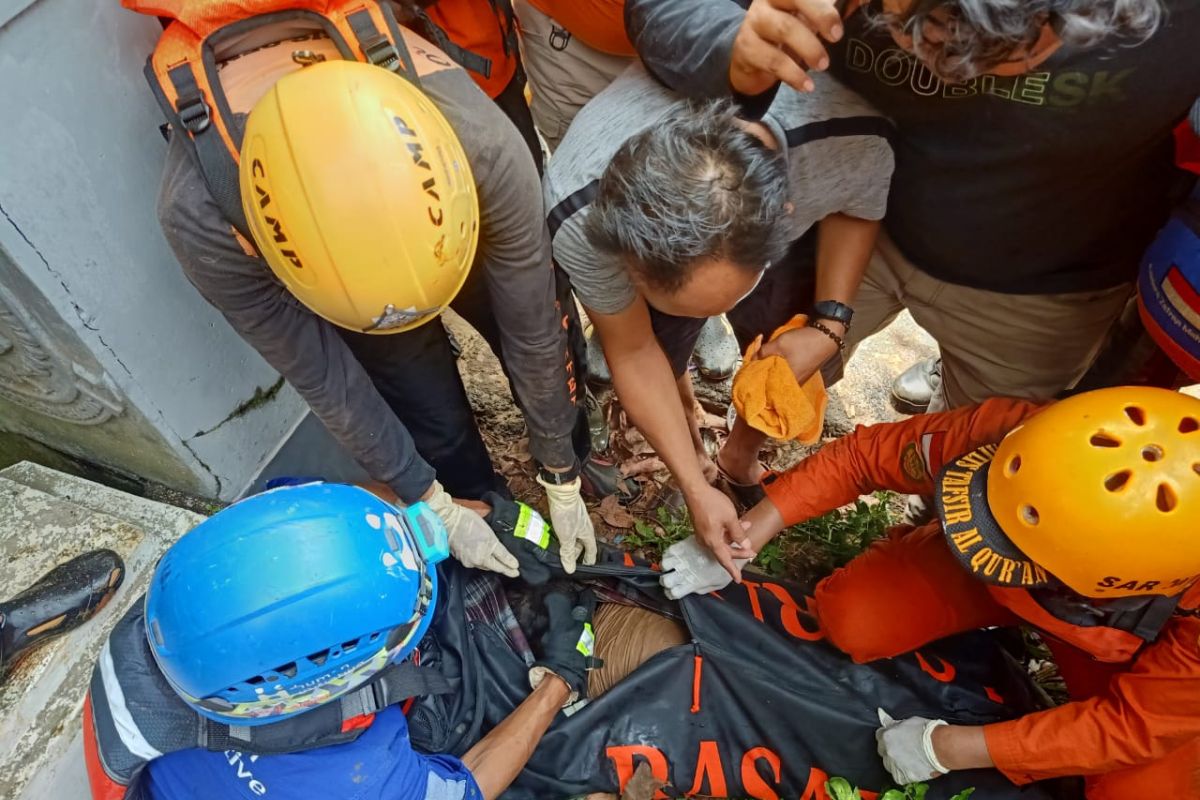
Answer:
[
  {"xmin": 584, "ymin": 100, "xmax": 790, "ymax": 294},
  {"xmin": 876, "ymin": 0, "xmax": 1163, "ymax": 83}
]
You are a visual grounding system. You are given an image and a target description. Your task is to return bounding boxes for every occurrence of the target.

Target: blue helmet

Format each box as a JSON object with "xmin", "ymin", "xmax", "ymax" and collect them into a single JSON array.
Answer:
[
  {"xmin": 1138, "ymin": 192, "xmax": 1200, "ymax": 381},
  {"xmin": 144, "ymin": 482, "xmax": 449, "ymax": 727}
]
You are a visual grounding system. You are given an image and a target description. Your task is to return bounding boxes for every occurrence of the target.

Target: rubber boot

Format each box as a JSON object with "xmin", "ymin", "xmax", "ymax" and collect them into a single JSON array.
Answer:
[{"xmin": 0, "ymin": 549, "xmax": 125, "ymax": 679}]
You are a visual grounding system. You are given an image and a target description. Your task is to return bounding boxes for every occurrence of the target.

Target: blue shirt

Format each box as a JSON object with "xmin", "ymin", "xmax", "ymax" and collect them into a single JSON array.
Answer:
[{"xmin": 143, "ymin": 707, "xmax": 482, "ymax": 800}]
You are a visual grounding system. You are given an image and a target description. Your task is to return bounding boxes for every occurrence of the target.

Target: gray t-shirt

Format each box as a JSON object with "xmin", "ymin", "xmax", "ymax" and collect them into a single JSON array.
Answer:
[{"xmin": 545, "ymin": 63, "xmax": 895, "ymax": 315}]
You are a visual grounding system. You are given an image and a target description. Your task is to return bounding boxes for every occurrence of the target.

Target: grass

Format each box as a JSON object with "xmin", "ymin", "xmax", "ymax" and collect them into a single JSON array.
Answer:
[
  {"xmin": 622, "ymin": 492, "xmax": 896, "ymax": 586},
  {"xmin": 827, "ymin": 778, "xmax": 975, "ymax": 800}
]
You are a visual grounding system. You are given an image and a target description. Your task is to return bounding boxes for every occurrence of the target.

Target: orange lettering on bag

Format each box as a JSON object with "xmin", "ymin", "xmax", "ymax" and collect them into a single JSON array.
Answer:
[
  {"xmin": 742, "ymin": 580, "xmax": 767, "ymax": 623},
  {"xmin": 914, "ymin": 650, "xmax": 957, "ymax": 683},
  {"xmin": 686, "ymin": 740, "xmax": 728, "ymax": 797},
  {"xmin": 759, "ymin": 582, "xmax": 823, "ymax": 642},
  {"xmin": 741, "ymin": 746, "xmax": 783, "ymax": 800},
  {"xmin": 606, "ymin": 745, "xmax": 669, "ymax": 798}
]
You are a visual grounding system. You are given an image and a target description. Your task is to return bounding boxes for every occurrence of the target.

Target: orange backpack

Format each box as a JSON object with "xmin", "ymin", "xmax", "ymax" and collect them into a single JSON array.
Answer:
[{"xmin": 124, "ymin": 0, "xmax": 421, "ymax": 237}]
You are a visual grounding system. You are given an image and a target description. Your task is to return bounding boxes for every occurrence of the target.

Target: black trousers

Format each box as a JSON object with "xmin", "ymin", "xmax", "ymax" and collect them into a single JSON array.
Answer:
[{"xmin": 338, "ymin": 260, "xmax": 589, "ymax": 500}]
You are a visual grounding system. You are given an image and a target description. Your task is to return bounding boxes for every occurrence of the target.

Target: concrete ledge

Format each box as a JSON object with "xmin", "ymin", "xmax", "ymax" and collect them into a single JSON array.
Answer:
[{"xmin": 0, "ymin": 463, "xmax": 206, "ymax": 800}]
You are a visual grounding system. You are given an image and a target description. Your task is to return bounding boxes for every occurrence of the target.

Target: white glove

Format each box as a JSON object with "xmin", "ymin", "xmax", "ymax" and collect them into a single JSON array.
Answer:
[
  {"xmin": 424, "ymin": 482, "xmax": 519, "ymax": 577},
  {"xmin": 875, "ymin": 708, "xmax": 949, "ymax": 785},
  {"xmin": 660, "ymin": 535, "xmax": 750, "ymax": 600},
  {"xmin": 536, "ymin": 475, "xmax": 597, "ymax": 574}
]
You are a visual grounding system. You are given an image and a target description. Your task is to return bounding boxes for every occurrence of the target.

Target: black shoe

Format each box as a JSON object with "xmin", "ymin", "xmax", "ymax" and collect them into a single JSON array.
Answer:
[
  {"xmin": 0, "ymin": 549, "xmax": 125, "ymax": 678},
  {"xmin": 579, "ymin": 456, "xmax": 642, "ymax": 504}
]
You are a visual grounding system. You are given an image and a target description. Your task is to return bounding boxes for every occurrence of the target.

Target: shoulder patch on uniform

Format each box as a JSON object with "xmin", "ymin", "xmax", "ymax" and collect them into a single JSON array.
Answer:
[{"xmin": 900, "ymin": 442, "xmax": 926, "ymax": 482}]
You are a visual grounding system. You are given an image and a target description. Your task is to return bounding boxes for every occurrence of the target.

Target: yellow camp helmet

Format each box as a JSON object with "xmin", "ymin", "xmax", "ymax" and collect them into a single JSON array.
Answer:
[
  {"xmin": 240, "ymin": 60, "xmax": 479, "ymax": 333},
  {"xmin": 987, "ymin": 387, "xmax": 1200, "ymax": 599}
]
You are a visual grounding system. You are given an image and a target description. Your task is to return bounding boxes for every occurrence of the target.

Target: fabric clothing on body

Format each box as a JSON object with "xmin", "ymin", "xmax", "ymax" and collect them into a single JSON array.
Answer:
[
  {"xmin": 624, "ymin": 0, "xmax": 1200, "ymax": 295},
  {"xmin": 762, "ymin": 398, "xmax": 1200, "ymax": 798},
  {"xmin": 544, "ymin": 62, "xmax": 893, "ymax": 316},
  {"xmin": 512, "ymin": 0, "xmax": 634, "ymax": 150},
  {"xmin": 142, "ymin": 707, "xmax": 482, "ymax": 800},
  {"xmin": 156, "ymin": 26, "xmax": 582, "ymax": 503},
  {"xmin": 841, "ymin": 230, "xmax": 1134, "ymax": 406}
]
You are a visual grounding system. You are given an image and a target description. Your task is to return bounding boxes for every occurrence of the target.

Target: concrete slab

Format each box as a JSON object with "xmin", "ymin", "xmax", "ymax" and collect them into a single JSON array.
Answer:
[
  {"xmin": 0, "ymin": 464, "xmax": 207, "ymax": 800},
  {"xmin": 1, "ymin": 460, "xmax": 204, "ymax": 539}
]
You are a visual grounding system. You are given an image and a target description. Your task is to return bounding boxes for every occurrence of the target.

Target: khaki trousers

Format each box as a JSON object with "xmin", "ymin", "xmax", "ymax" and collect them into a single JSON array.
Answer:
[
  {"xmin": 845, "ymin": 232, "xmax": 1134, "ymax": 407},
  {"xmin": 512, "ymin": 0, "xmax": 633, "ymax": 151}
]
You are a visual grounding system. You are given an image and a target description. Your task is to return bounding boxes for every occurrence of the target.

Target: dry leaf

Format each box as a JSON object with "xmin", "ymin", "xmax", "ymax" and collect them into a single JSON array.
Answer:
[
  {"xmin": 598, "ymin": 494, "xmax": 635, "ymax": 529},
  {"xmin": 622, "ymin": 761, "xmax": 667, "ymax": 800}
]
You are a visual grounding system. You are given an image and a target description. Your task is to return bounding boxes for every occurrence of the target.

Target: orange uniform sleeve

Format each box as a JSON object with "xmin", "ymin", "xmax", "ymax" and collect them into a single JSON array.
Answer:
[
  {"xmin": 984, "ymin": 616, "xmax": 1200, "ymax": 783},
  {"xmin": 762, "ymin": 397, "xmax": 1045, "ymax": 526}
]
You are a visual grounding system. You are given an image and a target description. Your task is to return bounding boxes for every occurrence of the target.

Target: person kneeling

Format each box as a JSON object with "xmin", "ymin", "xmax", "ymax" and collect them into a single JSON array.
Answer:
[{"xmin": 662, "ymin": 387, "xmax": 1200, "ymax": 799}]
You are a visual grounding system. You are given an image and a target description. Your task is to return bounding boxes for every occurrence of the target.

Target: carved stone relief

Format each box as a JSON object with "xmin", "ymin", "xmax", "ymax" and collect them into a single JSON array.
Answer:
[{"xmin": 0, "ymin": 285, "xmax": 124, "ymax": 425}]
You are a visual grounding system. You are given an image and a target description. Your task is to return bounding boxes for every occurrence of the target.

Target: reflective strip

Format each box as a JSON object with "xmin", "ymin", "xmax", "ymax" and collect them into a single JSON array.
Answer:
[
  {"xmin": 99, "ymin": 640, "xmax": 163, "ymax": 761},
  {"xmin": 515, "ymin": 504, "xmax": 550, "ymax": 549},
  {"xmin": 576, "ymin": 623, "xmax": 595, "ymax": 657}
]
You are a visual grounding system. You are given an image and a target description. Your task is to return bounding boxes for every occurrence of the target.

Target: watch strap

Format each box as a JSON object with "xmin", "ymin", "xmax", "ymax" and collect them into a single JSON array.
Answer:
[{"xmin": 809, "ymin": 300, "xmax": 854, "ymax": 327}]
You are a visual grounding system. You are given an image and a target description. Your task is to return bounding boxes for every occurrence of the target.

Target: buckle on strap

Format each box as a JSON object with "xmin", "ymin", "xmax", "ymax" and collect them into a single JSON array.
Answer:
[
  {"xmin": 176, "ymin": 94, "xmax": 211, "ymax": 134},
  {"xmin": 360, "ymin": 34, "xmax": 399, "ymax": 70}
]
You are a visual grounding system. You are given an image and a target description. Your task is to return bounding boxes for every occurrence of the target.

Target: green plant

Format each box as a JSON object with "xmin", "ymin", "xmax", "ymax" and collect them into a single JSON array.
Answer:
[{"xmin": 827, "ymin": 777, "xmax": 974, "ymax": 800}]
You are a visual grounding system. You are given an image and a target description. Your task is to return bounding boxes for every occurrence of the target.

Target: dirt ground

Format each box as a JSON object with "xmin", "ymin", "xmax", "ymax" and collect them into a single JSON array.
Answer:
[{"xmin": 446, "ymin": 309, "xmax": 938, "ymax": 546}]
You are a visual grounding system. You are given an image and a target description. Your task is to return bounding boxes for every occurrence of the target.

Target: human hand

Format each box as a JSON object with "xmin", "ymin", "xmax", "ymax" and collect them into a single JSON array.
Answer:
[
  {"xmin": 529, "ymin": 587, "xmax": 599, "ymax": 704},
  {"xmin": 424, "ymin": 482, "xmax": 520, "ymax": 577},
  {"xmin": 730, "ymin": 0, "xmax": 845, "ymax": 96},
  {"xmin": 481, "ymin": 492, "xmax": 561, "ymax": 585},
  {"xmin": 759, "ymin": 323, "xmax": 843, "ymax": 383},
  {"xmin": 536, "ymin": 475, "xmax": 597, "ymax": 574},
  {"xmin": 684, "ymin": 484, "xmax": 755, "ymax": 581},
  {"xmin": 661, "ymin": 535, "xmax": 751, "ymax": 599},
  {"xmin": 875, "ymin": 708, "xmax": 949, "ymax": 785}
]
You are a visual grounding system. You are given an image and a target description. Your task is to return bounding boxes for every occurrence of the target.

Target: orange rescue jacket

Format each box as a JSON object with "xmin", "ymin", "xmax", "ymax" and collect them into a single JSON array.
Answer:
[{"xmin": 762, "ymin": 398, "xmax": 1200, "ymax": 783}]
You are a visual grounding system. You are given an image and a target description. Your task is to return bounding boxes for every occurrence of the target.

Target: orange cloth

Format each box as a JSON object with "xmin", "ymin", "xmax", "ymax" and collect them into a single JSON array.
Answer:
[
  {"xmin": 766, "ymin": 399, "xmax": 1200, "ymax": 797},
  {"xmin": 524, "ymin": 0, "xmax": 634, "ymax": 56},
  {"xmin": 423, "ymin": 0, "xmax": 518, "ymax": 98},
  {"xmin": 731, "ymin": 314, "xmax": 828, "ymax": 443}
]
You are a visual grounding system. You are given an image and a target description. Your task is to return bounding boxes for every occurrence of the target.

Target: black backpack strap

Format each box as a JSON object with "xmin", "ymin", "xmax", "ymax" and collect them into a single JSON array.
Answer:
[
  {"xmin": 150, "ymin": 60, "xmax": 251, "ymax": 238},
  {"xmin": 347, "ymin": 6, "xmax": 420, "ymax": 86},
  {"xmin": 409, "ymin": 10, "xmax": 492, "ymax": 79}
]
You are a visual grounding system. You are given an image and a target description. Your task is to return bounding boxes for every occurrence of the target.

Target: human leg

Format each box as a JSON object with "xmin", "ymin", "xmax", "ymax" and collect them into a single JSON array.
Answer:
[
  {"xmin": 815, "ymin": 523, "xmax": 1019, "ymax": 663},
  {"xmin": 490, "ymin": 66, "xmax": 544, "ymax": 174},
  {"xmin": 337, "ymin": 322, "xmax": 506, "ymax": 500},
  {"xmin": 511, "ymin": 0, "xmax": 633, "ymax": 152},
  {"xmin": 876, "ymin": 234, "xmax": 1135, "ymax": 408}
]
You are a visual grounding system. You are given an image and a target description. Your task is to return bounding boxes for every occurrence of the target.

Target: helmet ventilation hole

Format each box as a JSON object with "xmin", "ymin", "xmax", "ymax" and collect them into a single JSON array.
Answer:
[
  {"xmin": 1157, "ymin": 483, "xmax": 1177, "ymax": 512},
  {"xmin": 1020, "ymin": 505, "xmax": 1039, "ymax": 525},
  {"xmin": 1124, "ymin": 406, "xmax": 1146, "ymax": 426},
  {"xmin": 1006, "ymin": 456, "xmax": 1021, "ymax": 476},
  {"xmin": 1104, "ymin": 470, "xmax": 1132, "ymax": 492},
  {"xmin": 1090, "ymin": 432, "xmax": 1122, "ymax": 448},
  {"xmin": 1141, "ymin": 444, "xmax": 1164, "ymax": 462},
  {"xmin": 1180, "ymin": 417, "xmax": 1199, "ymax": 434},
  {"xmin": 150, "ymin": 619, "xmax": 165, "ymax": 647}
]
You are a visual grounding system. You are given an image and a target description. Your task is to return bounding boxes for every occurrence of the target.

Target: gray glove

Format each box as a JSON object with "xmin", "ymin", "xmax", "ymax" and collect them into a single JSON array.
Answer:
[
  {"xmin": 875, "ymin": 708, "xmax": 949, "ymax": 786},
  {"xmin": 660, "ymin": 535, "xmax": 750, "ymax": 600},
  {"xmin": 424, "ymin": 482, "xmax": 519, "ymax": 577}
]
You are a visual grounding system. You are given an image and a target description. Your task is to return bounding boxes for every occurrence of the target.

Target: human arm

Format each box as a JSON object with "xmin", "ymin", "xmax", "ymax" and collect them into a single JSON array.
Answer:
[
  {"xmin": 588, "ymin": 299, "xmax": 752, "ymax": 577},
  {"xmin": 158, "ymin": 135, "xmax": 436, "ymax": 504},
  {"xmin": 980, "ymin": 617, "xmax": 1200, "ymax": 783},
  {"xmin": 761, "ymin": 397, "xmax": 1048, "ymax": 527},
  {"xmin": 435, "ymin": 70, "xmax": 595, "ymax": 570},
  {"xmin": 460, "ymin": 677, "xmax": 571, "ymax": 799},
  {"xmin": 759, "ymin": 213, "xmax": 879, "ymax": 381},
  {"xmin": 625, "ymin": 0, "xmax": 845, "ymax": 104},
  {"xmin": 878, "ymin": 618, "xmax": 1200, "ymax": 784}
]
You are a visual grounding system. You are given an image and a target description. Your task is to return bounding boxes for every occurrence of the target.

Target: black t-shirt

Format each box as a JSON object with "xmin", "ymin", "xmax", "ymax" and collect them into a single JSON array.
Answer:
[
  {"xmin": 827, "ymin": 0, "xmax": 1200, "ymax": 293},
  {"xmin": 627, "ymin": 0, "xmax": 1200, "ymax": 294}
]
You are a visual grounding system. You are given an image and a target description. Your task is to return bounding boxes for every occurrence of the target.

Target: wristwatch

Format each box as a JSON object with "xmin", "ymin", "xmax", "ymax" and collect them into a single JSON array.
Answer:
[
  {"xmin": 537, "ymin": 459, "xmax": 581, "ymax": 486},
  {"xmin": 809, "ymin": 300, "xmax": 854, "ymax": 328}
]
